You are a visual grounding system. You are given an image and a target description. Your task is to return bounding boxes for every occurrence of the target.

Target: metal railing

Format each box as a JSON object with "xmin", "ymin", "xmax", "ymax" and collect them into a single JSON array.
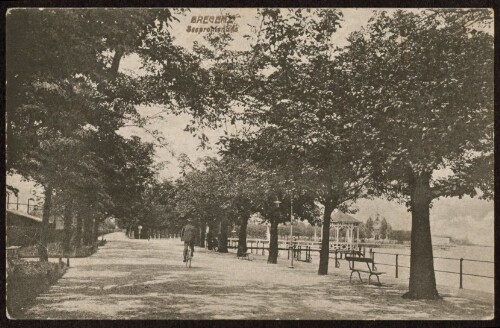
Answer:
[
  {"xmin": 368, "ymin": 250, "xmax": 494, "ymax": 289},
  {"xmin": 226, "ymin": 239, "xmax": 493, "ymax": 290}
]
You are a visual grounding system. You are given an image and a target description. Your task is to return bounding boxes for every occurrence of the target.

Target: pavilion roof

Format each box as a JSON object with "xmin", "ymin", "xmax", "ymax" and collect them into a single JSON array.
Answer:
[{"xmin": 330, "ymin": 211, "xmax": 361, "ymax": 224}]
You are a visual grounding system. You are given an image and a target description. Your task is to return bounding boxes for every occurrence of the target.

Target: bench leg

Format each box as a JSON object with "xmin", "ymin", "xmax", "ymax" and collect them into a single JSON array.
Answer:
[
  {"xmin": 357, "ymin": 271, "xmax": 363, "ymax": 283},
  {"xmin": 368, "ymin": 274, "xmax": 371, "ymax": 285},
  {"xmin": 376, "ymin": 275, "xmax": 381, "ymax": 285},
  {"xmin": 350, "ymin": 271, "xmax": 353, "ymax": 282}
]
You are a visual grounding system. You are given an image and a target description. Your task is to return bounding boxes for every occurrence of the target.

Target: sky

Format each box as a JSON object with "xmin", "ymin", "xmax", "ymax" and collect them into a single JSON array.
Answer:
[{"xmin": 6, "ymin": 8, "xmax": 494, "ymax": 245}]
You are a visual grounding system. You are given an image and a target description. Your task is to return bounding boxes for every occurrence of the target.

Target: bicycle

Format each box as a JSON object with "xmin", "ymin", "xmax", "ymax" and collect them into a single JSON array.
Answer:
[{"xmin": 184, "ymin": 248, "xmax": 193, "ymax": 268}]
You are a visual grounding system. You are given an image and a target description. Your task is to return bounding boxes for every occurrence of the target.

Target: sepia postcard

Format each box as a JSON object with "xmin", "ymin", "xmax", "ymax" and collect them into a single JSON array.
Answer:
[{"xmin": 4, "ymin": 5, "xmax": 495, "ymax": 322}]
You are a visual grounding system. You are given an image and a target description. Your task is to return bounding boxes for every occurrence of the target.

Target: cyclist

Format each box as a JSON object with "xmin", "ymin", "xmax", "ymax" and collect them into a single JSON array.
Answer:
[{"xmin": 180, "ymin": 221, "xmax": 197, "ymax": 262}]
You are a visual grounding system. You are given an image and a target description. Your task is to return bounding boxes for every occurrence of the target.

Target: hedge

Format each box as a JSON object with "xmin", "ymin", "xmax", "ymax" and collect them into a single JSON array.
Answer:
[{"xmin": 6, "ymin": 259, "xmax": 67, "ymax": 318}]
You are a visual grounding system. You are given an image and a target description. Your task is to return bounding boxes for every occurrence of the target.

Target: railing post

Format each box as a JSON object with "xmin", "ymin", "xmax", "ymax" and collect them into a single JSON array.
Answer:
[
  {"xmin": 288, "ymin": 245, "xmax": 294, "ymax": 268},
  {"xmin": 67, "ymin": 257, "xmax": 70, "ymax": 267},
  {"xmin": 395, "ymin": 254, "xmax": 399, "ymax": 278},
  {"xmin": 459, "ymin": 258, "xmax": 463, "ymax": 289},
  {"xmin": 335, "ymin": 249, "xmax": 338, "ymax": 268}
]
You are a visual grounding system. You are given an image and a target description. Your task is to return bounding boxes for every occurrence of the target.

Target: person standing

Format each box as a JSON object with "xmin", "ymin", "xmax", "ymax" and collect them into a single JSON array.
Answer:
[{"xmin": 180, "ymin": 221, "xmax": 197, "ymax": 262}]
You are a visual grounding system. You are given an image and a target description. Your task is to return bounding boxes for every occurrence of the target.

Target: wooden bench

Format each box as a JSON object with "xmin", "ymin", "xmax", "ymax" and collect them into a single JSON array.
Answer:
[
  {"xmin": 334, "ymin": 249, "xmax": 363, "ymax": 268},
  {"xmin": 237, "ymin": 252, "xmax": 252, "ymax": 261},
  {"xmin": 345, "ymin": 256, "xmax": 385, "ymax": 285}
]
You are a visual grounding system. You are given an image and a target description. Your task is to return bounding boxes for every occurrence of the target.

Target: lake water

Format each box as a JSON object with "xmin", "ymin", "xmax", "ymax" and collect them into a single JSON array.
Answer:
[
  {"xmin": 368, "ymin": 245, "xmax": 494, "ymax": 293},
  {"xmin": 242, "ymin": 241, "xmax": 494, "ymax": 294}
]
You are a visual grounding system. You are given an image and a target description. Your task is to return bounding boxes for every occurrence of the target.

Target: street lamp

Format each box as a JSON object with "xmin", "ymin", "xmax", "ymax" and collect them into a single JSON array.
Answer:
[
  {"xmin": 138, "ymin": 225, "xmax": 143, "ymax": 239},
  {"xmin": 289, "ymin": 192, "xmax": 294, "ymax": 242},
  {"xmin": 27, "ymin": 198, "xmax": 34, "ymax": 214},
  {"xmin": 288, "ymin": 190, "xmax": 294, "ymax": 269},
  {"xmin": 273, "ymin": 198, "xmax": 281, "ymax": 208}
]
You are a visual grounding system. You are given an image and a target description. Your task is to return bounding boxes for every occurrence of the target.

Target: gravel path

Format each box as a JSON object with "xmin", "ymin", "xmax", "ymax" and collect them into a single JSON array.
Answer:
[{"xmin": 23, "ymin": 232, "xmax": 493, "ymax": 320}]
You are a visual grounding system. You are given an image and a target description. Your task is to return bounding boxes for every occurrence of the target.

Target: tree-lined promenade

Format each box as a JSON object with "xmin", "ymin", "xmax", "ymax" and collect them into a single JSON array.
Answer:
[
  {"xmin": 6, "ymin": 7, "xmax": 493, "ymax": 305},
  {"xmin": 22, "ymin": 233, "xmax": 493, "ymax": 320}
]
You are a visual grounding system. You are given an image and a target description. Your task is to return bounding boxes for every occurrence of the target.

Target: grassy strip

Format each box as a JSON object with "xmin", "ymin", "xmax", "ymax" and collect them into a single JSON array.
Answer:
[{"xmin": 6, "ymin": 259, "xmax": 67, "ymax": 318}]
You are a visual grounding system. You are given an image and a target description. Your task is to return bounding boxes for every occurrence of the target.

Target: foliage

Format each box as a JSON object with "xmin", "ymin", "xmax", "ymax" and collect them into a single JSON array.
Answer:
[
  {"xmin": 342, "ymin": 8, "xmax": 493, "ymax": 298},
  {"xmin": 246, "ymin": 223, "xmax": 268, "ymax": 239},
  {"xmin": 380, "ymin": 217, "xmax": 392, "ymax": 239},
  {"xmin": 389, "ymin": 230, "xmax": 412, "ymax": 243},
  {"xmin": 6, "ymin": 9, "xmax": 226, "ymax": 255},
  {"xmin": 343, "ymin": 9, "xmax": 494, "ymax": 204},
  {"xmin": 364, "ymin": 217, "xmax": 374, "ymax": 239},
  {"xmin": 7, "ymin": 226, "xmax": 59, "ymax": 247},
  {"xmin": 219, "ymin": 8, "xmax": 381, "ymax": 273},
  {"xmin": 7, "ymin": 259, "xmax": 67, "ymax": 318}
]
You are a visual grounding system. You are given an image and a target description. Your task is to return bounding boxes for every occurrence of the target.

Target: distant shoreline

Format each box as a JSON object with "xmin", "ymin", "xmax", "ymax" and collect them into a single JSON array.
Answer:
[
  {"xmin": 360, "ymin": 242, "xmax": 493, "ymax": 248},
  {"xmin": 466, "ymin": 244, "xmax": 494, "ymax": 248}
]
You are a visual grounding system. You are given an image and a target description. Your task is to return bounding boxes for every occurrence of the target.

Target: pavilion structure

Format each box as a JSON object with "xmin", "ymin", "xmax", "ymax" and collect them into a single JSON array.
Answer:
[{"xmin": 329, "ymin": 211, "xmax": 361, "ymax": 250}]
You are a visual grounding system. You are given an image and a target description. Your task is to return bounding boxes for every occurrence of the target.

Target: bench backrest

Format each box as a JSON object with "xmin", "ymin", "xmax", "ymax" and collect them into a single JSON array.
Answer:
[
  {"xmin": 345, "ymin": 256, "xmax": 373, "ymax": 263},
  {"xmin": 345, "ymin": 256, "xmax": 374, "ymax": 272}
]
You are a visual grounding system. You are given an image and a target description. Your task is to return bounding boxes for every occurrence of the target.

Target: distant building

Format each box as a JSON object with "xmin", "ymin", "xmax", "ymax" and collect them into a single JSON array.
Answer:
[
  {"xmin": 432, "ymin": 235, "xmax": 451, "ymax": 245},
  {"xmin": 7, "ymin": 209, "xmax": 42, "ymax": 246},
  {"xmin": 329, "ymin": 211, "xmax": 361, "ymax": 250},
  {"xmin": 6, "ymin": 209, "xmax": 42, "ymax": 227}
]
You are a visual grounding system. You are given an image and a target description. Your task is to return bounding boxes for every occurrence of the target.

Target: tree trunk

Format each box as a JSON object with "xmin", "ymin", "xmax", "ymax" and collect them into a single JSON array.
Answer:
[
  {"xmin": 218, "ymin": 218, "xmax": 229, "ymax": 253},
  {"xmin": 63, "ymin": 202, "xmax": 73, "ymax": 257},
  {"xmin": 318, "ymin": 202, "xmax": 334, "ymax": 275},
  {"xmin": 38, "ymin": 185, "xmax": 53, "ymax": 262},
  {"xmin": 403, "ymin": 173, "xmax": 440, "ymax": 299},
  {"xmin": 267, "ymin": 218, "xmax": 279, "ymax": 264},
  {"xmin": 83, "ymin": 216, "xmax": 93, "ymax": 246},
  {"xmin": 237, "ymin": 216, "xmax": 249, "ymax": 257},
  {"xmin": 198, "ymin": 221, "xmax": 206, "ymax": 247},
  {"xmin": 75, "ymin": 215, "xmax": 83, "ymax": 248},
  {"xmin": 206, "ymin": 226, "xmax": 213, "ymax": 250},
  {"xmin": 92, "ymin": 218, "xmax": 100, "ymax": 243}
]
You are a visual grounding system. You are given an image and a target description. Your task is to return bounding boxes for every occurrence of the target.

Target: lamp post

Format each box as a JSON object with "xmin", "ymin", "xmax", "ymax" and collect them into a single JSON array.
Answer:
[
  {"xmin": 273, "ymin": 198, "xmax": 281, "ymax": 259},
  {"xmin": 288, "ymin": 192, "xmax": 294, "ymax": 269},
  {"xmin": 27, "ymin": 198, "xmax": 34, "ymax": 214}
]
